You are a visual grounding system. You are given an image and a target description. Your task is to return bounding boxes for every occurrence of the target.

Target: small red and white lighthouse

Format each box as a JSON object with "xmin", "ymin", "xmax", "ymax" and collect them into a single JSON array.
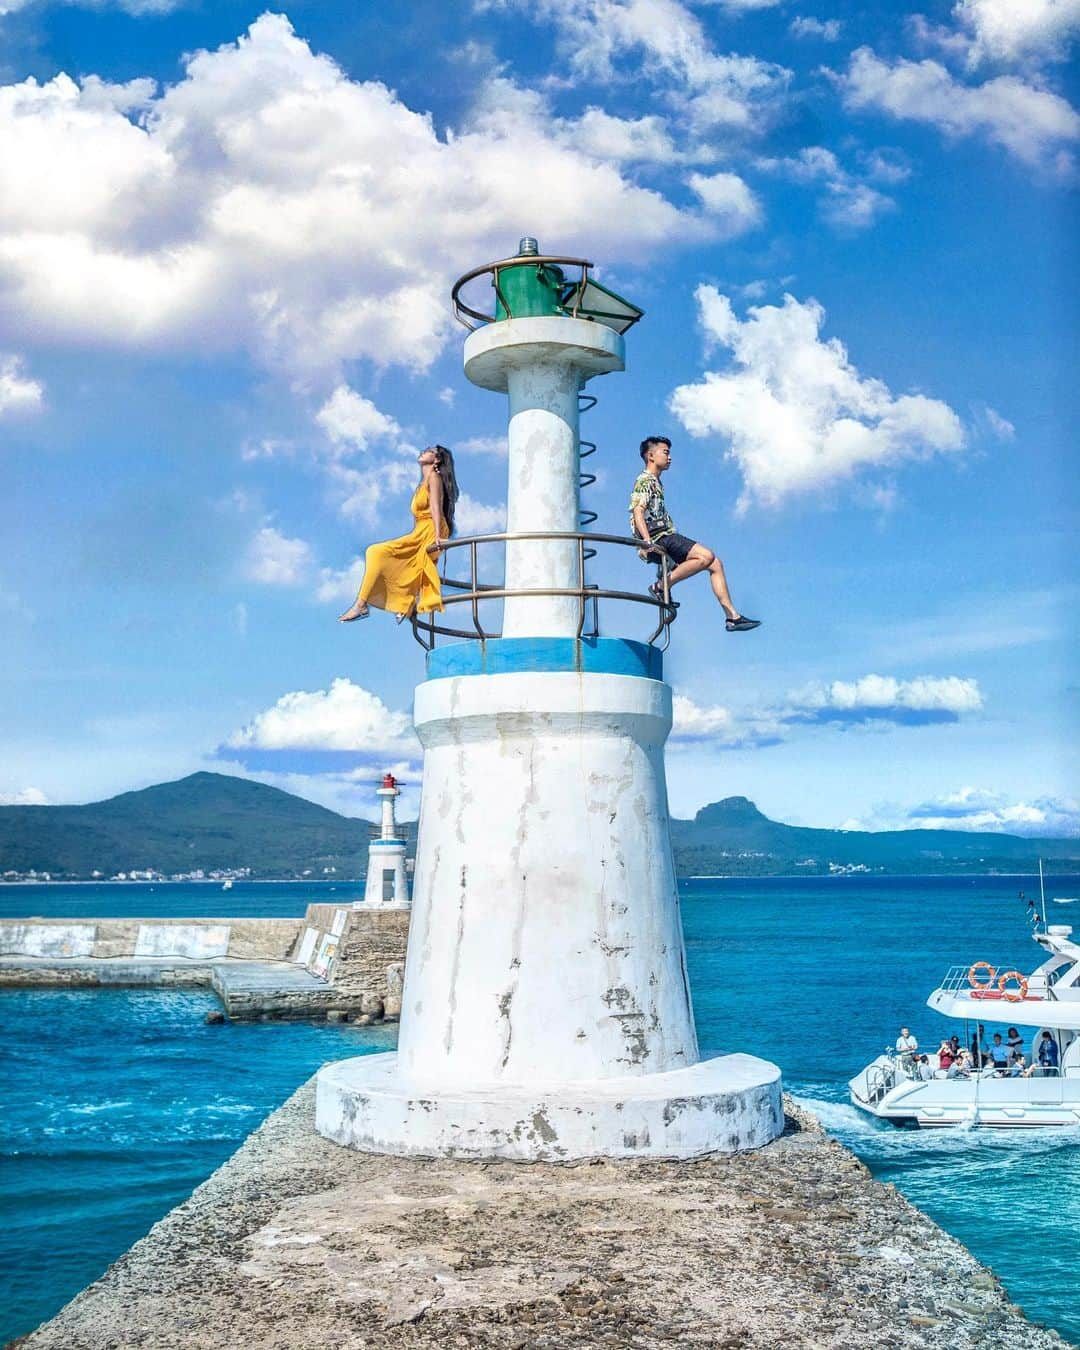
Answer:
[{"xmin": 356, "ymin": 773, "xmax": 410, "ymax": 910}]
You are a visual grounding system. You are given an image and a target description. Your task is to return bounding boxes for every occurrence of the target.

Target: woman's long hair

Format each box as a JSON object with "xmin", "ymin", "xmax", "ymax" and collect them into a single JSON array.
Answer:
[{"xmin": 434, "ymin": 445, "xmax": 459, "ymax": 537}]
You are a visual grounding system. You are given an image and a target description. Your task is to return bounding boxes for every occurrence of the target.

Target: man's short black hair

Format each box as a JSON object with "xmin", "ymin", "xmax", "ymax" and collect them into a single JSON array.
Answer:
[{"xmin": 640, "ymin": 435, "xmax": 671, "ymax": 462}]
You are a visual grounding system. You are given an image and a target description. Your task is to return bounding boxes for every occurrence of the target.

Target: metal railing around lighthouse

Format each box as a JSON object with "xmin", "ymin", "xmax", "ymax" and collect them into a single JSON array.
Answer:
[
  {"xmin": 410, "ymin": 531, "xmax": 677, "ymax": 651},
  {"xmin": 451, "ymin": 254, "xmax": 642, "ymax": 335}
]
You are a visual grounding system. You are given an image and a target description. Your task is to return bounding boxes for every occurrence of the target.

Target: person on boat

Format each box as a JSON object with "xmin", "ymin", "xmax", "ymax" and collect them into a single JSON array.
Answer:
[
  {"xmin": 1009, "ymin": 1054, "xmax": 1028, "ymax": 1077},
  {"xmin": 937, "ymin": 1039, "xmax": 955, "ymax": 1072},
  {"xmin": 916, "ymin": 1054, "xmax": 934, "ymax": 1081},
  {"xmin": 1006, "ymin": 1026, "xmax": 1024, "ymax": 1059},
  {"xmin": 339, "ymin": 445, "xmax": 459, "ymax": 624},
  {"xmin": 952, "ymin": 1050, "xmax": 973, "ymax": 1077},
  {"xmin": 989, "ymin": 1033, "xmax": 1010, "ymax": 1073},
  {"xmin": 971, "ymin": 1025, "xmax": 988, "ymax": 1068},
  {"xmin": 1038, "ymin": 1031, "xmax": 1060, "ymax": 1072},
  {"xmin": 628, "ymin": 436, "xmax": 760, "ymax": 632},
  {"xmin": 895, "ymin": 1026, "xmax": 918, "ymax": 1069}
]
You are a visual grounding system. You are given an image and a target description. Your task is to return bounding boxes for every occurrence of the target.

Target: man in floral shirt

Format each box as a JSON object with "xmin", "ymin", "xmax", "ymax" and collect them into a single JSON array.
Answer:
[{"xmin": 629, "ymin": 435, "xmax": 760, "ymax": 632}]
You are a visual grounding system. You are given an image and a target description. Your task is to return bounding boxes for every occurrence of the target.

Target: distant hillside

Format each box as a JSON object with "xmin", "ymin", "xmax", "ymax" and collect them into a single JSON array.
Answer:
[
  {"xmin": 0, "ymin": 772, "xmax": 399, "ymax": 881},
  {"xmin": 0, "ymin": 775, "xmax": 1075, "ymax": 880},
  {"xmin": 669, "ymin": 796, "xmax": 1080, "ymax": 876}
]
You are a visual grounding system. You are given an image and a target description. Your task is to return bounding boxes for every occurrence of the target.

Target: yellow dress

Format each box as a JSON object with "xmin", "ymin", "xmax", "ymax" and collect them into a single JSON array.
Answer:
[{"xmin": 357, "ymin": 480, "xmax": 444, "ymax": 615}]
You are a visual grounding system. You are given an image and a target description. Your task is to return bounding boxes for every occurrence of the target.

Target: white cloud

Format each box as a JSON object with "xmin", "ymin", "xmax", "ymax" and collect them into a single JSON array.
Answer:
[
  {"xmin": 0, "ymin": 0, "xmax": 185, "ymax": 11},
  {"xmin": 671, "ymin": 693, "xmax": 784, "ymax": 748},
  {"xmin": 839, "ymin": 46, "xmax": 1080, "ymax": 170},
  {"xmin": 955, "ymin": 0, "xmax": 1080, "ymax": 67},
  {"xmin": 0, "ymin": 353, "xmax": 44, "ymax": 415},
  {"xmin": 796, "ymin": 674, "xmax": 984, "ymax": 715},
  {"xmin": 314, "ymin": 555, "xmax": 366, "ymax": 604},
  {"xmin": 789, "ymin": 15, "xmax": 842, "ymax": 40},
  {"xmin": 672, "ymin": 694, "xmax": 734, "ymax": 739},
  {"xmin": 315, "ymin": 385, "xmax": 404, "ymax": 454},
  {"xmin": 479, "ymin": 0, "xmax": 790, "ymax": 132},
  {"xmin": 225, "ymin": 677, "xmax": 417, "ymax": 755},
  {"xmin": 862, "ymin": 786, "xmax": 1080, "ymax": 837},
  {"xmin": 0, "ymin": 786, "xmax": 49, "ymax": 805},
  {"xmin": 0, "ymin": 14, "xmax": 708, "ymax": 381},
  {"xmin": 687, "ymin": 171, "xmax": 762, "ymax": 235},
  {"xmin": 670, "ymin": 286, "xmax": 966, "ymax": 510},
  {"xmin": 703, "ymin": 0, "xmax": 781, "ymax": 10},
  {"xmin": 454, "ymin": 434, "xmax": 508, "ymax": 457},
  {"xmin": 983, "ymin": 405, "xmax": 1016, "ymax": 438},
  {"xmin": 244, "ymin": 526, "xmax": 314, "ymax": 586},
  {"xmin": 672, "ymin": 673, "xmax": 985, "ymax": 753},
  {"xmin": 454, "ymin": 493, "xmax": 507, "ymax": 534},
  {"xmin": 327, "ymin": 459, "xmax": 417, "ymax": 524},
  {"xmin": 568, "ymin": 106, "xmax": 680, "ymax": 163},
  {"xmin": 756, "ymin": 146, "xmax": 897, "ymax": 230}
]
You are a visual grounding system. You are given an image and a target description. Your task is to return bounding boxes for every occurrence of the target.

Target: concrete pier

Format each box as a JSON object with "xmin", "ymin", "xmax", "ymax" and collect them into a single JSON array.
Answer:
[
  {"xmin": 0, "ymin": 907, "xmax": 409, "ymax": 1020},
  {"xmin": 15, "ymin": 1081, "xmax": 1068, "ymax": 1349}
]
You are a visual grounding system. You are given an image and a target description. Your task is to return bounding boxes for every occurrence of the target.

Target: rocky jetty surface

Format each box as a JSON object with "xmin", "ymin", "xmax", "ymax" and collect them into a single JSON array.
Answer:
[{"xmin": 14, "ymin": 1083, "xmax": 1071, "ymax": 1350}]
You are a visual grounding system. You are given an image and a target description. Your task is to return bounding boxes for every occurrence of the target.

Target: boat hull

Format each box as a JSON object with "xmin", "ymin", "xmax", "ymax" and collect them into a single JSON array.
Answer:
[{"xmin": 850, "ymin": 1056, "xmax": 1080, "ymax": 1128}]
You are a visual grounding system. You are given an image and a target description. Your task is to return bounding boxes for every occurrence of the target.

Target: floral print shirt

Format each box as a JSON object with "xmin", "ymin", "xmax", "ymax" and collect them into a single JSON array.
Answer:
[{"xmin": 628, "ymin": 471, "xmax": 674, "ymax": 541}]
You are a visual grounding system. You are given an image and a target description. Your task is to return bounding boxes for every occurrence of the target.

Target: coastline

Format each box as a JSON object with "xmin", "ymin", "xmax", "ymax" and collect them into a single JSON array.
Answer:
[
  {"xmin": 3, "ymin": 871, "xmax": 1075, "ymax": 886},
  {"xmin": 11, "ymin": 1081, "xmax": 1070, "ymax": 1350}
]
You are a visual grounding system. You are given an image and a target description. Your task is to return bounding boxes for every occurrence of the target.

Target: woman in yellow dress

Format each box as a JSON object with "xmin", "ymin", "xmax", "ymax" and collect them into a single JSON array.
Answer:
[{"xmin": 339, "ymin": 444, "xmax": 459, "ymax": 624}]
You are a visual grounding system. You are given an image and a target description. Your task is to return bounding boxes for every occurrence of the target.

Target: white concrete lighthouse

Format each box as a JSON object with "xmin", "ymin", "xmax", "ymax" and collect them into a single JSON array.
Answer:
[
  {"xmin": 355, "ymin": 773, "xmax": 409, "ymax": 910},
  {"xmin": 317, "ymin": 241, "xmax": 782, "ymax": 1160}
]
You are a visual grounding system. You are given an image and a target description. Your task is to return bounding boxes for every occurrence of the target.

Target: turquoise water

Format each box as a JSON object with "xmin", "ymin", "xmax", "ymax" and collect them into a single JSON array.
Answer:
[{"xmin": 1, "ymin": 876, "xmax": 1078, "ymax": 1344}]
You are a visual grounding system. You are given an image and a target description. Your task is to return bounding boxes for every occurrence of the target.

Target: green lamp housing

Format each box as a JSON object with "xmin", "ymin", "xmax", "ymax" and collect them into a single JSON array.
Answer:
[{"xmin": 490, "ymin": 238, "xmax": 643, "ymax": 334}]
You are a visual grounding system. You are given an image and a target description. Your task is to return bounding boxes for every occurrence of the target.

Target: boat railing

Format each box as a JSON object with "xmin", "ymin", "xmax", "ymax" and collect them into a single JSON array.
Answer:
[
  {"xmin": 935, "ymin": 962, "xmax": 1050, "ymax": 1001},
  {"xmin": 410, "ymin": 530, "xmax": 677, "ymax": 650},
  {"xmin": 866, "ymin": 1060, "xmax": 900, "ymax": 1101}
]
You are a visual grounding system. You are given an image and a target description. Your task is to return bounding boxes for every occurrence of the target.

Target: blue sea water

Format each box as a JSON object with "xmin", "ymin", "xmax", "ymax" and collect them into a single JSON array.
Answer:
[{"xmin": 1, "ymin": 875, "xmax": 1078, "ymax": 1345}]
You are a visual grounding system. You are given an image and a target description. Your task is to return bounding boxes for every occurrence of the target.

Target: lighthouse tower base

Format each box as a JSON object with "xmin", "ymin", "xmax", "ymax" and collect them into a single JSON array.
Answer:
[
  {"xmin": 315, "ymin": 644, "xmax": 783, "ymax": 1161},
  {"xmin": 315, "ymin": 1052, "xmax": 781, "ymax": 1161}
]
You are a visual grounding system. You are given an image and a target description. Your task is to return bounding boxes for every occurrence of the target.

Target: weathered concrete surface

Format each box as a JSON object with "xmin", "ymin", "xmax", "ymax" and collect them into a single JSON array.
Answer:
[
  {"xmin": 316, "ymin": 1049, "xmax": 783, "ymax": 1160},
  {"xmin": 0, "ymin": 917, "xmax": 302, "ymax": 962},
  {"xmin": 14, "ymin": 1083, "xmax": 1070, "ymax": 1350}
]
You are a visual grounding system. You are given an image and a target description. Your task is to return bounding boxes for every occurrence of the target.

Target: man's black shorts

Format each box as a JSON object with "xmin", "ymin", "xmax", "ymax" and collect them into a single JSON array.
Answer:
[{"xmin": 651, "ymin": 532, "xmax": 697, "ymax": 566}]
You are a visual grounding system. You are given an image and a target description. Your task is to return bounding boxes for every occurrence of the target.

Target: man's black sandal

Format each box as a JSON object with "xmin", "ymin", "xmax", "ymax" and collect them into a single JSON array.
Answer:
[
  {"xmin": 726, "ymin": 616, "xmax": 761, "ymax": 632},
  {"xmin": 649, "ymin": 580, "xmax": 679, "ymax": 608}
]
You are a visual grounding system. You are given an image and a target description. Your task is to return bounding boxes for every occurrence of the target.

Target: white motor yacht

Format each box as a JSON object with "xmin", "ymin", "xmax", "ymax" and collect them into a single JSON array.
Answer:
[{"xmin": 850, "ymin": 923, "xmax": 1080, "ymax": 1128}]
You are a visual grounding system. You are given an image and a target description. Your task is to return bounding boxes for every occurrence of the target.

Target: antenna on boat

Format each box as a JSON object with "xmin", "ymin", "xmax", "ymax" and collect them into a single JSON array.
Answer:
[{"xmin": 1039, "ymin": 857, "xmax": 1047, "ymax": 929}]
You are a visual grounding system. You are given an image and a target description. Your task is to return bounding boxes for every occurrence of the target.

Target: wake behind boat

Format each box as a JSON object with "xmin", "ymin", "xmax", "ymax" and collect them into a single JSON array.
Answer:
[{"xmin": 850, "ymin": 920, "xmax": 1080, "ymax": 1128}]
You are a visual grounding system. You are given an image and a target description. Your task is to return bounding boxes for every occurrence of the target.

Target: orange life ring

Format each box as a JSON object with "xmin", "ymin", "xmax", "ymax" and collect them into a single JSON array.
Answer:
[
  {"xmin": 968, "ymin": 961, "xmax": 997, "ymax": 989},
  {"xmin": 998, "ymin": 970, "xmax": 1028, "ymax": 1002}
]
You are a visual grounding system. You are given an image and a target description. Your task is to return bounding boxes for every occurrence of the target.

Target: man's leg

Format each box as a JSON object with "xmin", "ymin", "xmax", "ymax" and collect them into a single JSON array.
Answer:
[
  {"xmin": 666, "ymin": 543, "xmax": 741, "ymax": 620},
  {"xmin": 706, "ymin": 554, "xmax": 740, "ymax": 620},
  {"xmin": 665, "ymin": 544, "xmax": 713, "ymax": 587}
]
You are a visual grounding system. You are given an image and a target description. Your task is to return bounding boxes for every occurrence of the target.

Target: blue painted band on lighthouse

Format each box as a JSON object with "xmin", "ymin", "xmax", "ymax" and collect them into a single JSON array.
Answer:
[{"xmin": 425, "ymin": 637, "xmax": 663, "ymax": 682}]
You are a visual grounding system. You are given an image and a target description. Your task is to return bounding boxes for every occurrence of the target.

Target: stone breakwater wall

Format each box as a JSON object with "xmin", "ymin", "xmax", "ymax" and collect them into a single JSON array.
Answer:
[
  {"xmin": 0, "ymin": 908, "xmax": 409, "ymax": 1023},
  {"xmin": 0, "ymin": 916, "xmax": 300, "ymax": 962},
  {"xmin": 13, "ymin": 1084, "xmax": 1071, "ymax": 1350},
  {"xmin": 322, "ymin": 906, "xmax": 409, "ymax": 1013}
]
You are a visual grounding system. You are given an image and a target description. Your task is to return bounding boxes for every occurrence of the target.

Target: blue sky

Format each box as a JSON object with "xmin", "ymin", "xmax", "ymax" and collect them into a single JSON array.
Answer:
[{"xmin": 0, "ymin": 0, "xmax": 1076, "ymax": 834}]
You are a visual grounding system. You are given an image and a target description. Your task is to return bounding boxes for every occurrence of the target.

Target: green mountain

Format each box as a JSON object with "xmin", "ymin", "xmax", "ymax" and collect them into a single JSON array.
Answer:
[
  {"xmin": 670, "ymin": 796, "xmax": 1080, "ymax": 876},
  {"xmin": 0, "ymin": 772, "xmax": 384, "ymax": 880},
  {"xmin": 0, "ymin": 775, "xmax": 1075, "ymax": 880}
]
